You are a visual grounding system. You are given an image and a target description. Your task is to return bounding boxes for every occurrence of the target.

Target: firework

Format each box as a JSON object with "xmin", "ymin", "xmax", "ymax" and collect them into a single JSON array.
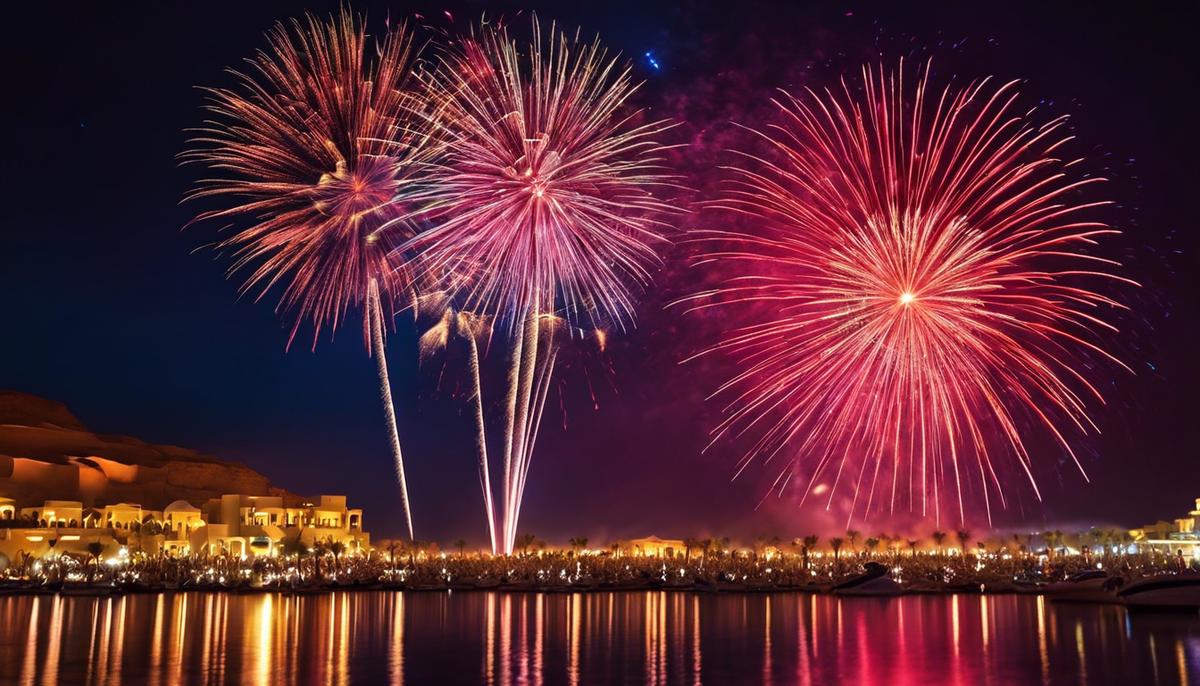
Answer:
[
  {"xmin": 182, "ymin": 11, "xmax": 431, "ymax": 538},
  {"xmin": 682, "ymin": 61, "xmax": 1135, "ymax": 527},
  {"xmin": 399, "ymin": 19, "xmax": 675, "ymax": 553}
]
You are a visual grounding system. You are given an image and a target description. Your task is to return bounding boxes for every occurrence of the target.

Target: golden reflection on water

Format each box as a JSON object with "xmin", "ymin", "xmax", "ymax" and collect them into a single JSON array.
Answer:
[{"xmin": 0, "ymin": 591, "xmax": 1195, "ymax": 685}]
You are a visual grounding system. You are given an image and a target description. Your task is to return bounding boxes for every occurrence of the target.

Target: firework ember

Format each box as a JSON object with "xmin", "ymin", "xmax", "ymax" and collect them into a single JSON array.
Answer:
[
  {"xmin": 399, "ymin": 19, "xmax": 675, "ymax": 553},
  {"xmin": 683, "ymin": 61, "xmax": 1136, "ymax": 527},
  {"xmin": 182, "ymin": 11, "xmax": 430, "ymax": 539}
]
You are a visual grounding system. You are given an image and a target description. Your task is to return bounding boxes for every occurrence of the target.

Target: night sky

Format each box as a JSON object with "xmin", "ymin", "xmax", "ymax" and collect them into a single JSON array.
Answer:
[{"xmin": 5, "ymin": 1, "xmax": 1197, "ymax": 544}]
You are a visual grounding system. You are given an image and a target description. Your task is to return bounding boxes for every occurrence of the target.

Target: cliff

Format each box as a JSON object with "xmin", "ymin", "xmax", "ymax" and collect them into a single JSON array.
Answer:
[{"xmin": 0, "ymin": 391, "xmax": 296, "ymax": 509}]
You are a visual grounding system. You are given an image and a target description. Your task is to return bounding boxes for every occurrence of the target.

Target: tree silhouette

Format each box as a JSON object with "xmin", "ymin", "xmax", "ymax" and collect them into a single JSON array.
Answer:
[
  {"xmin": 799, "ymin": 535, "xmax": 819, "ymax": 569},
  {"xmin": 514, "ymin": 533, "xmax": 537, "ymax": 556},
  {"xmin": 864, "ymin": 538, "xmax": 880, "ymax": 556},
  {"xmin": 85, "ymin": 540, "xmax": 105, "ymax": 582},
  {"xmin": 568, "ymin": 538, "xmax": 588, "ymax": 556},
  {"xmin": 932, "ymin": 531, "xmax": 947, "ymax": 556},
  {"xmin": 955, "ymin": 530, "xmax": 972, "ymax": 555}
]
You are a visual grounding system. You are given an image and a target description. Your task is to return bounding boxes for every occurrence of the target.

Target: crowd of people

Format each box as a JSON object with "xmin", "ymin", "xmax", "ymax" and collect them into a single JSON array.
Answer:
[{"xmin": 2, "ymin": 535, "xmax": 1195, "ymax": 595}]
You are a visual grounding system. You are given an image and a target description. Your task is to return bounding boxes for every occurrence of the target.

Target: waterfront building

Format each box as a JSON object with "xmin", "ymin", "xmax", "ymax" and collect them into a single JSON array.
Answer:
[
  {"xmin": 1130, "ymin": 497, "xmax": 1200, "ymax": 561},
  {"xmin": 627, "ymin": 535, "xmax": 686, "ymax": 558},
  {"xmin": 0, "ymin": 493, "xmax": 371, "ymax": 564},
  {"xmin": 190, "ymin": 494, "xmax": 369, "ymax": 557}
]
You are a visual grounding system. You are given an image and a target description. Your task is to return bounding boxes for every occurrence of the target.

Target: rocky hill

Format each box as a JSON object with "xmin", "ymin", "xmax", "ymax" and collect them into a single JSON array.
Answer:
[{"xmin": 0, "ymin": 391, "xmax": 295, "ymax": 509}]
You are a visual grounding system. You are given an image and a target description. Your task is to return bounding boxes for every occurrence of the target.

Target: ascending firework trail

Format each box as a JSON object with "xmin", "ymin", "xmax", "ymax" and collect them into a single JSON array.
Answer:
[
  {"xmin": 398, "ymin": 18, "xmax": 676, "ymax": 554},
  {"xmin": 183, "ymin": 11, "xmax": 434, "ymax": 539}
]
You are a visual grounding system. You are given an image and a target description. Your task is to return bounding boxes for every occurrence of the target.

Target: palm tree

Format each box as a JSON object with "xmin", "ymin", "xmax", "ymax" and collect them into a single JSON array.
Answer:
[
  {"xmin": 328, "ymin": 540, "xmax": 346, "ymax": 570},
  {"xmin": 753, "ymin": 535, "xmax": 767, "ymax": 559},
  {"xmin": 907, "ymin": 540, "xmax": 919, "ymax": 557},
  {"xmin": 955, "ymin": 530, "xmax": 972, "ymax": 557},
  {"xmin": 85, "ymin": 540, "xmax": 104, "ymax": 582},
  {"xmin": 829, "ymin": 537, "xmax": 844, "ymax": 561},
  {"xmin": 515, "ymin": 533, "xmax": 537, "ymax": 556},
  {"xmin": 281, "ymin": 537, "xmax": 310, "ymax": 559},
  {"xmin": 932, "ymin": 530, "xmax": 947, "ymax": 556},
  {"xmin": 846, "ymin": 530, "xmax": 861, "ymax": 555},
  {"xmin": 800, "ymin": 535, "xmax": 819, "ymax": 569},
  {"xmin": 454, "ymin": 539, "xmax": 467, "ymax": 558},
  {"xmin": 683, "ymin": 537, "xmax": 699, "ymax": 563},
  {"xmin": 400, "ymin": 539, "xmax": 418, "ymax": 566},
  {"xmin": 568, "ymin": 537, "xmax": 588, "ymax": 556},
  {"xmin": 1043, "ymin": 530, "xmax": 1063, "ymax": 558},
  {"xmin": 864, "ymin": 538, "xmax": 880, "ymax": 556}
]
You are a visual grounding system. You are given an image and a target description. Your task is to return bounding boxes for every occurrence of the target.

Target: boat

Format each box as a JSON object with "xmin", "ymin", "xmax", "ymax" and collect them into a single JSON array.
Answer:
[
  {"xmin": 1117, "ymin": 573, "xmax": 1200, "ymax": 611},
  {"xmin": 832, "ymin": 563, "xmax": 902, "ymax": 597},
  {"xmin": 694, "ymin": 577, "xmax": 742, "ymax": 593},
  {"xmin": 60, "ymin": 583, "xmax": 117, "ymax": 597},
  {"xmin": 1043, "ymin": 570, "xmax": 1123, "ymax": 604}
]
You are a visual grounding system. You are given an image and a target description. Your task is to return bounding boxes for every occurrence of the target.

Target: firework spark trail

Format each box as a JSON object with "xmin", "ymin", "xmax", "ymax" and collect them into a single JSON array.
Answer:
[
  {"xmin": 681, "ymin": 60, "xmax": 1136, "ymax": 527},
  {"xmin": 420, "ymin": 306, "xmax": 498, "ymax": 553},
  {"xmin": 459, "ymin": 314, "xmax": 499, "ymax": 555},
  {"xmin": 499, "ymin": 316, "xmax": 525, "ymax": 554},
  {"xmin": 182, "ymin": 11, "xmax": 430, "ymax": 538},
  {"xmin": 369, "ymin": 279, "xmax": 414, "ymax": 539},
  {"xmin": 513, "ymin": 334, "xmax": 559, "ymax": 550},
  {"xmin": 506, "ymin": 308, "xmax": 540, "ymax": 554},
  {"xmin": 397, "ymin": 19, "xmax": 675, "ymax": 553}
]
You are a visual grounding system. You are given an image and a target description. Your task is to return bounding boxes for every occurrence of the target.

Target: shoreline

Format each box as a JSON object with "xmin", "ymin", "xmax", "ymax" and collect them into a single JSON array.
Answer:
[
  {"xmin": 5, "ymin": 581, "xmax": 1198, "ymax": 613},
  {"xmin": 0, "ymin": 581, "xmax": 1067, "ymax": 598}
]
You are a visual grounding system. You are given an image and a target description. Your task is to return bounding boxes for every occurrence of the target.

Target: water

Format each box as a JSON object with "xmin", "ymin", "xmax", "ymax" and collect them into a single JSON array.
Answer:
[{"xmin": 0, "ymin": 591, "xmax": 1196, "ymax": 685}]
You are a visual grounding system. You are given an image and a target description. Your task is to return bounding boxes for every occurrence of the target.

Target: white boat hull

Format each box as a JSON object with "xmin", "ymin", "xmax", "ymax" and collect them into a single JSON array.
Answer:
[
  {"xmin": 1044, "ymin": 575, "xmax": 1120, "ymax": 604},
  {"xmin": 833, "ymin": 577, "xmax": 903, "ymax": 597},
  {"xmin": 1118, "ymin": 575, "xmax": 1200, "ymax": 610}
]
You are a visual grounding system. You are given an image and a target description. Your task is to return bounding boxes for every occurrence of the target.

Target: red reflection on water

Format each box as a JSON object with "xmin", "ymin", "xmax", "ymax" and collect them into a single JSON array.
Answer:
[{"xmin": 0, "ymin": 592, "xmax": 1196, "ymax": 684}]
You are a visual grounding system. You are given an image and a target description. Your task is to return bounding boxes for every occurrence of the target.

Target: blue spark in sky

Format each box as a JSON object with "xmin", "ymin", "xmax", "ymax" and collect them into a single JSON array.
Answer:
[{"xmin": 644, "ymin": 51, "xmax": 661, "ymax": 71}]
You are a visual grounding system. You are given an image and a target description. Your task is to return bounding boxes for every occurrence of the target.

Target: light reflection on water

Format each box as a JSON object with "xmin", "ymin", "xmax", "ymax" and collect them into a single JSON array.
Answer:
[{"xmin": 0, "ymin": 591, "xmax": 1196, "ymax": 685}]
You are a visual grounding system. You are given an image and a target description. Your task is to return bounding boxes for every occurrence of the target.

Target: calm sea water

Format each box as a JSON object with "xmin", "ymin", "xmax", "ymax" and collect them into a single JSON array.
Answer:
[{"xmin": 0, "ymin": 591, "xmax": 1196, "ymax": 685}]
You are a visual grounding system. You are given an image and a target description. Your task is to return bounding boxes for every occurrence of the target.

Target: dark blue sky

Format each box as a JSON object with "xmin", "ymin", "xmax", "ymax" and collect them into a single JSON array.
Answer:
[{"xmin": 4, "ymin": 1, "xmax": 1197, "ymax": 544}]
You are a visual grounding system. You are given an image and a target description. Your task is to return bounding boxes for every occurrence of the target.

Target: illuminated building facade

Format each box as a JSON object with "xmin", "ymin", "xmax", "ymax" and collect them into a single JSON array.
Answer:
[
  {"xmin": 1130, "ymin": 497, "xmax": 1200, "ymax": 561},
  {"xmin": 0, "ymin": 493, "xmax": 370, "ymax": 563},
  {"xmin": 627, "ymin": 535, "xmax": 687, "ymax": 558}
]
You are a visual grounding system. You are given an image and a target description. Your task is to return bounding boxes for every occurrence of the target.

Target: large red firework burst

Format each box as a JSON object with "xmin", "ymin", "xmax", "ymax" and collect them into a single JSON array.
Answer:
[
  {"xmin": 684, "ymin": 61, "xmax": 1136, "ymax": 526},
  {"xmin": 183, "ymin": 10, "xmax": 424, "ymax": 346}
]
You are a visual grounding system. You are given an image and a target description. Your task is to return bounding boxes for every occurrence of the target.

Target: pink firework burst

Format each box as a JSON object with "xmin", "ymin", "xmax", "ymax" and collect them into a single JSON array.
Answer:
[
  {"xmin": 182, "ymin": 11, "xmax": 432, "ymax": 539},
  {"xmin": 395, "ymin": 18, "xmax": 676, "ymax": 554},
  {"xmin": 683, "ymin": 61, "xmax": 1137, "ymax": 527},
  {"xmin": 398, "ymin": 18, "xmax": 677, "ymax": 331},
  {"xmin": 183, "ymin": 10, "xmax": 427, "ymax": 346}
]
